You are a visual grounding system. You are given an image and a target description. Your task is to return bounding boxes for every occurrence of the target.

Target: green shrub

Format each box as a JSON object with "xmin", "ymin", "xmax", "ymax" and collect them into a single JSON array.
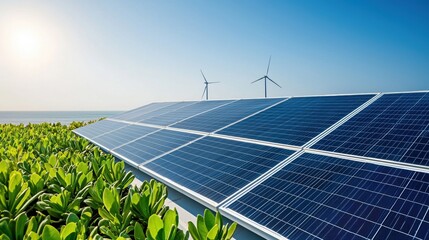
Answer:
[{"xmin": 0, "ymin": 122, "xmax": 237, "ymax": 240}]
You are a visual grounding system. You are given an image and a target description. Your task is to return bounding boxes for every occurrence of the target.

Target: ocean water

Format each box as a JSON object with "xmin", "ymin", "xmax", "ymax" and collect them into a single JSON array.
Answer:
[{"xmin": 0, "ymin": 111, "xmax": 122, "ymax": 125}]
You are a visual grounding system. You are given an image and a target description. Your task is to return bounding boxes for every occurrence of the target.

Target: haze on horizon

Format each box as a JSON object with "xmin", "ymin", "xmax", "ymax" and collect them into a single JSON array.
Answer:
[{"xmin": 0, "ymin": 0, "xmax": 428, "ymax": 111}]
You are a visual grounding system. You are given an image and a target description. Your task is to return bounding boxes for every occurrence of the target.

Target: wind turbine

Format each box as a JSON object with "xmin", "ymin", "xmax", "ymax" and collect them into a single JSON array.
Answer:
[
  {"xmin": 251, "ymin": 56, "xmax": 281, "ymax": 98},
  {"xmin": 200, "ymin": 70, "xmax": 219, "ymax": 100}
]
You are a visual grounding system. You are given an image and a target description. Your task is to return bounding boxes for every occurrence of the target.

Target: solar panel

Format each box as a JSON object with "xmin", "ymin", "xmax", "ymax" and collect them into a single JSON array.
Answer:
[
  {"xmin": 127, "ymin": 101, "xmax": 197, "ymax": 123},
  {"xmin": 110, "ymin": 102, "xmax": 176, "ymax": 121},
  {"xmin": 225, "ymin": 153, "xmax": 429, "ymax": 239},
  {"xmin": 312, "ymin": 92, "xmax": 429, "ymax": 166},
  {"xmin": 218, "ymin": 94, "xmax": 375, "ymax": 146},
  {"xmin": 73, "ymin": 120, "xmax": 128, "ymax": 139},
  {"xmin": 92, "ymin": 125, "xmax": 158, "ymax": 150},
  {"xmin": 171, "ymin": 98, "xmax": 285, "ymax": 133},
  {"xmin": 142, "ymin": 136, "xmax": 295, "ymax": 204},
  {"xmin": 143, "ymin": 100, "xmax": 233, "ymax": 126},
  {"xmin": 112, "ymin": 130, "xmax": 201, "ymax": 166}
]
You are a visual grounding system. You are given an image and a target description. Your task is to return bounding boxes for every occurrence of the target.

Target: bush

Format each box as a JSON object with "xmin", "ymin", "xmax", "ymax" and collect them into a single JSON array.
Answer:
[{"xmin": 0, "ymin": 122, "xmax": 236, "ymax": 240}]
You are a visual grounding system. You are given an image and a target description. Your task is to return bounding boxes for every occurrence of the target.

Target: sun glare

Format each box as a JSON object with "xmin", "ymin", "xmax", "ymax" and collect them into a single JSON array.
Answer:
[{"xmin": 11, "ymin": 28, "xmax": 41, "ymax": 59}]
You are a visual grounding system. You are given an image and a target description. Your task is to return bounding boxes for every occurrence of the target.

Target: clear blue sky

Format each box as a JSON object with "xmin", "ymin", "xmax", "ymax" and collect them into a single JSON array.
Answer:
[{"xmin": 0, "ymin": 0, "xmax": 428, "ymax": 110}]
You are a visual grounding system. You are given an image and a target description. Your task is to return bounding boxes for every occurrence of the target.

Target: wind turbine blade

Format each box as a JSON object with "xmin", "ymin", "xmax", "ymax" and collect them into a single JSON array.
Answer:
[
  {"xmin": 266, "ymin": 56, "xmax": 271, "ymax": 76},
  {"xmin": 201, "ymin": 86, "xmax": 207, "ymax": 99},
  {"xmin": 207, "ymin": 81, "xmax": 220, "ymax": 84},
  {"xmin": 251, "ymin": 77, "xmax": 265, "ymax": 83},
  {"xmin": 200, "ymin": 70, "xmax": 208, "ymax": 83},
  {"xmin": 267, "ymin": 76, "xmax": 282, "ymax": 88}
]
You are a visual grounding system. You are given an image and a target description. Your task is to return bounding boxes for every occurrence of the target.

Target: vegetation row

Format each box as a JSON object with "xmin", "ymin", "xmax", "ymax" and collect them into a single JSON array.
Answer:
[{"xmin": 0, "ymin": 121, "xmax": 236, "ymax": 240}]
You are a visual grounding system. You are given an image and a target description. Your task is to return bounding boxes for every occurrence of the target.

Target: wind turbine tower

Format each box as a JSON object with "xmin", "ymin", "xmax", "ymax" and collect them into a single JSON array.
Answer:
[
  {"xmin": 200, "ymin": 70, "xmax": 219, "ymax": 100},
  {"xmin": 251, "ymin": 56, "xmax": 281, "ymax": 98}
]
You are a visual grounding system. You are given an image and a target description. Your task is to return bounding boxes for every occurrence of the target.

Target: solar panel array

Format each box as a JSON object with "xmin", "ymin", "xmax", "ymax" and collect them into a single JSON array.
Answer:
[{"xmin": 73, "ymin": 91, "xmax": 429, "ymax": 240}]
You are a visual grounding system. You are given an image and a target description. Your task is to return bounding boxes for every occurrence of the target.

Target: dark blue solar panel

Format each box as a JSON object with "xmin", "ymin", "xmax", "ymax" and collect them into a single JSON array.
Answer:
[
  {"xmin": 218, "ymin": 95, "xmax": 374, "ymax": 146},
  {"xmin": 142, "ymin": 137, "xmax": 295, "ymax": 203},
  {"xmin": 92, "ymin": 125, "xmax": 158, "ymax": 149},
  {"xmin": 227, "ymin": 153, "xmax": 429, "ymax": 239},
  {"xmin": 112, "ymin": 130, "xmax": 200, "ymax": 165},
  {"xmin": 172, "ymin": 98, "xmax": 285, "ymax": 132},
  {"xmin": 312, "ymin": 92, "xmax": 429, "ymax": 166},
  {"xmin": 111, "ymin": 102, "xmax": 176, "ymax": 121},
  {"xmin": 143, "ymin": 100, "xmax": 233, "ymax": 126},
  {"xmin": 128, "ymin": 101, "xmax": 197, "ymax": 123},
  {"xmin": 73, "ymin": 120, "xmax": 128, "ymax": 139}
]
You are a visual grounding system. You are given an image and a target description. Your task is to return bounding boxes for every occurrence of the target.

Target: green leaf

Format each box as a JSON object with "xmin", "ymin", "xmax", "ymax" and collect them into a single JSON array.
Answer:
[
  {"xmin": 15, "ymin": 212, "xmax": 29, "ymax": 240},
  {"xmin": 226, "ymin": 222, "xmax": 237, "ymax": 240},
  {"xmin": 60, "ymin": 222, "xmax": 77, "ymax": 240},
  {"xmin": 0, "ymin": 220, "xmax": 12, "ymax": 239},
  {"xmin": 196, "ymin": 215, "xmax": 208, "ymax": 239},
  {"xmin": 147, "ymin": 214, "xmax": 164, "ymax": 239},
  {"xmin": 214, "ymin": 212, "xmax": 222, "ymax": 230},
  {"xmin": 134, "ymin": 222, "xmax": 145, "ymax": 240},
  {"xmin": 9, "ymin": 171, "xmax": 23, "ymax": 200},
  {"xmin": 26, "ymin": 217, "xmax": 39, "ymax": 236},
  {"xmin": 203, "ymin": 210, "xmax": 215, "ymax": 231},
  {"xmin": 164, "ymin": 209, "xmax": 178, "ymax": 237},
  {"xmin": 102, "ymin": 188, "xmax": 119, "ymax": 215},
  {"xmin": 42, "ymin": 225, "xmax": 60, "ymax": 240},
  {"xmin": 66, "ymin": 213, "xmax": 79, "ymax": 224},
  {"xmin": 26, "ymin": 231, "xmax": 40, "ymax": 240},
  {"xmin": 187, "ymin": 222, "xmax": 200, "ymax": 240},
  {"xmin": 206, "ymin": 225, "xmax": 219, "ymax": 240}
]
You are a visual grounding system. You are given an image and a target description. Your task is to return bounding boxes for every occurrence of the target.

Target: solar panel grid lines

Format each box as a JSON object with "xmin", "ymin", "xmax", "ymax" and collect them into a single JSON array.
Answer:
[
  {"xmin": 311, "ymin": 92, "xmax": 429, "ymax": 166},
  {"xmin": 72, "ymin": 119, "xmax": 129, "ymax": 139},
  {"xmin": 142, "ymin": 137, "xmax": 296, "ymax": 205},
  {"xmin": 223, "ymin": 153, "xmax": 429, "ymax": 239},
  {"xmin": 138, "ymin": 160, "xmax": 221, "ymax": 210},
  {"xmin": 211, "ymin": 98, "xmax": 290, "ymax": 133},
  {"xmin": 209, "ymin": 133, "xmax": 302, "ymax": 152},
  {"xmin": 72, "ymin": 90, "xmax": 429, "ymax": 240},
  {"xmin": 92, "ymin": 124, "xmax": 159, "ymax": 150},
  {"xmin": 112, "ymin": 130, "xmax": 203, "ymax": 166},
  {"xmin": 111, "ymin": 102, "xmax": 177, "ymax": 121},
  {"xmin": 110, "ymin": 128, "xmax": 164, "ymax": 152},
  {"xmin": 218, "ymin": 94, "xmax": 376, "ymax": 147},
  {"xmin": 129, "ymin": 101, "xmax": 199, "ymax": 123},
  {"xmin": 303, "ymin": 93, "xmax": 383, "ymax": 149},
  {"xmin": 134, "ymin": 134, "xmax": 207, "ymax": 167},
  {"xmin": 165, "ymin": 126, "xmax": 212, "ymax": 136},
  {"xmin": 172, "ymin": 98, "xmax": 287, "ymax": 133},
  {"xmin": 220, "ymin": 151, "xmax": 362, "ymax": 240},
  {"xmin": 143, "ymin": 100, "xmax": 237, "ymax": 126},
  {"xmin": 218, "ymin": 150, "xmax": 305, "ymax": 207},
  {"xmin": 305, "ymin": 147, "xmax": 429, "ymax": 175},
  {"xmin": 107, "ymin": 118, "xmax": 170, "ymax": 130},
  {"xmin": 370, "ymin": 171, "xmax": 417, "ymax": 239}
]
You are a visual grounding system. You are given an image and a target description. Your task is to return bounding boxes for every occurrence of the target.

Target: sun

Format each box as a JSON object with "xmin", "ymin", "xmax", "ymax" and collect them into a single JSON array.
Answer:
[{"xmin": 11, "ymin": 28, "xmax": 41, "ymax": 60}]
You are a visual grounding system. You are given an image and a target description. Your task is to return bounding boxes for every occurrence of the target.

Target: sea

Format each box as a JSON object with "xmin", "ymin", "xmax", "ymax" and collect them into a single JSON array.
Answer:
[{"xmin": 0, "ymin": 111, "xmax": 122, "ymax": 125}]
